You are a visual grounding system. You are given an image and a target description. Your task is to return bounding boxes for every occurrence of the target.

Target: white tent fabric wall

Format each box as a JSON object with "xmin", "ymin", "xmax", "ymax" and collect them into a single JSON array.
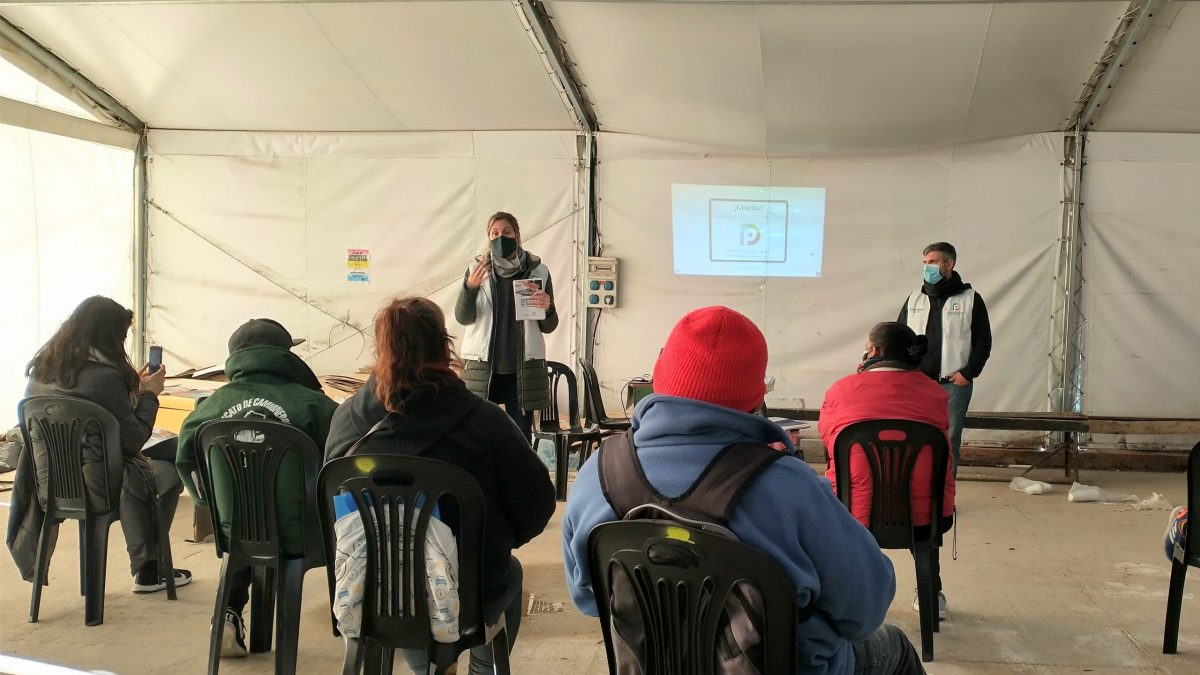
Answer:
[
  {"xmin": 144, "ymin": 130, "xmax": 581, "ymax": 376},
  {"xmin": 593, "ymin": 132, "xmax": 1061, "ymax": 443},
  {"xmin": 0, "ymin": 124, "xmax": 134, "ymax": 426},
  {"xmin": 1081, "ymin": 132, "xmax": 1200, "ymax": 421}
]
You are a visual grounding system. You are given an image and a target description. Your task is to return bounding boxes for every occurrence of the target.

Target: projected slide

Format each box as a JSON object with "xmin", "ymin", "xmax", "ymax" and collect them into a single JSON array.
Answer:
[{"xmin": 672, "ymin": 184, "xmax": 825, "ymax": 277}]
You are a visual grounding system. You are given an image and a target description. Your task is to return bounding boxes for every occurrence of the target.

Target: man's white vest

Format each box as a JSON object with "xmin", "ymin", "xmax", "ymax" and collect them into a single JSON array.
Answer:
[
  {"xmin": 460, "ymin": 261, "xmax": 550, "ymax": 363},
  {"xmin": 905, "ymin": 287, "xmax": 976, "ymax": 379}
]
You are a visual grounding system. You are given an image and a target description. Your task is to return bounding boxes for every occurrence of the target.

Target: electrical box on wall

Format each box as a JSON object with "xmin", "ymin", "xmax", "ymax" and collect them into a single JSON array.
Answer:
[{"xmin": 586, "ymin": 257, "xmax": 619, "ymax": 308}]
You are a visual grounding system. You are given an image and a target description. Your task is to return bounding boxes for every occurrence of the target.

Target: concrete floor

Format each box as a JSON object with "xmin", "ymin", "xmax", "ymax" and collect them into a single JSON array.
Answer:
[{"xmin": 3, "ymin": 467, "xmax": 1200, "ymax": 674}]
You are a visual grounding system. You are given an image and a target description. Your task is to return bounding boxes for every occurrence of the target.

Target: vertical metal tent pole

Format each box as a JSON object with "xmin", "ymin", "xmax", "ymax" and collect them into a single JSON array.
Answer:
[
  {"xmin": 132, "ymin": 135, "xmax": 150, "ymax": 365},
  {"xmin": 514, "ymin": 0, "xmax": 599, "ymax": 369},
  {"xmin": 1047, "ymin": 0, "xmax": 1161, "ymax": 478}
]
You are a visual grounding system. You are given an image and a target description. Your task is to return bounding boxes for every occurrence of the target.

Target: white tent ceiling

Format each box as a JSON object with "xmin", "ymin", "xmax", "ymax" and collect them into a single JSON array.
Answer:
[
  {"xmin": 0, "ymin": 1, "xmax": 576, "ymax": 131},
  {"xmin": 2, "ymin": 1, "xmax": 1197, "ymax": 149}
]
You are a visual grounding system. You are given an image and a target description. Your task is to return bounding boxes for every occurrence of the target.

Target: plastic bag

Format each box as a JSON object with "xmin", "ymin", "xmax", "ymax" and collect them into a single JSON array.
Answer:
[
  {"xmin": 1067, "ymin": 482, "xmax": 1138, "ymax": 504},
  {"xmin": 331, "ymin": 493, "xmax": 461, "ymax": 642},
  {"xmin": 1009, "ymin": 477, "xmax": 1052, "ymax": 495}
]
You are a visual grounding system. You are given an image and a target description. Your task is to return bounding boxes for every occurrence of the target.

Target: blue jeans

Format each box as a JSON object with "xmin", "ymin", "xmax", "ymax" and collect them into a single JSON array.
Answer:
[
  {"xmin": 853, "ymin": 624, "xmax": 925, "ymax": 674},
  {"xmin": 400, "ymin": 557, "xmax": 523, "ymax": 675},
  {"xmin": 940, "ymin": 381, "xmax": 973, "ymax": 476}
]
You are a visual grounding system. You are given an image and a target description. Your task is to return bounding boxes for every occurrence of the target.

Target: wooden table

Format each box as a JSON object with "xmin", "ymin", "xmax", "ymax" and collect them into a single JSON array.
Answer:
[{"xmin": 764, "ymin": 408, "xmax": 1200, "ymax": 482}]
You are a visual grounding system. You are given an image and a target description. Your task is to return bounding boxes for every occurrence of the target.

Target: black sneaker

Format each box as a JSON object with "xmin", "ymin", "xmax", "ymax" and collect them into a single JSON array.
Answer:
[
  {"xmin": 221, "ymin": 609, "xmax": 249, "ymax": 658},
  {"xmin": 132, "ymin": 566, "xmax": 193, "ymax": 593}
]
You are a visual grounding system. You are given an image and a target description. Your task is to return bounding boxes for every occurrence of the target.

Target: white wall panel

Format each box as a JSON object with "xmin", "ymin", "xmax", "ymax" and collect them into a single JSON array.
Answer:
[
  {"xmin": 1, "ymin": 125, "xmax": 133, "ymax": 426},
  {"xmin": 1082, "ymin": 132, "xmax": 1200, "ymax": 418},
  {"xmin": 593, "ymin": 132, "xmax": 1061, "ymax": 431},
  {"xmin": 146, "ymin": 130, "xmax": 581, "ymax": 376}
]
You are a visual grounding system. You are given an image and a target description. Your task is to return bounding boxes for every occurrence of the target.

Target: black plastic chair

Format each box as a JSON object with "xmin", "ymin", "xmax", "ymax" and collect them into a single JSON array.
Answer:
[
  {"xmin": 1164, "ymin": 441, "xmax": 1200, "ymax": 654},
  {"xmin": 18, "ymin": 396, "xmax": 177, "ymax": 626},
  {"xmin": 587, "ymin": 517, "xmax": 797, "ymax": 674},
  {"xmin": 317, "ymin": 455, "xmax": 511, "ymax": 675},
  {"xmin": 534, "ymin": 361, "xmax": 603, "ymax": 501},
  {"xmin": 578, "ymin": 358, "xmax": 632, "ymax": 434},
  {"xmin": 832, "ymin": 419, "xmax": 948, "ymax": 663},
  {"xmin": 195, "ymin": 420, "xmax": 326, "ymax": 675}
]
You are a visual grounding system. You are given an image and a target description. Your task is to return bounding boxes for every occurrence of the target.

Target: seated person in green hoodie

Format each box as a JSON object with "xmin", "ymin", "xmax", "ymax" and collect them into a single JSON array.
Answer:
[{"xmin": 175, "ymin": 319, "xmax": 338, "ymax": 658}]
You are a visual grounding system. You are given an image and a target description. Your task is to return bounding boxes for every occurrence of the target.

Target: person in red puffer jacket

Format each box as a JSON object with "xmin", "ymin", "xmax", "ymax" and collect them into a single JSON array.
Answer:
[{"xmin": 820, "ymin": 321, "xmax": 955, "ymax": 620}]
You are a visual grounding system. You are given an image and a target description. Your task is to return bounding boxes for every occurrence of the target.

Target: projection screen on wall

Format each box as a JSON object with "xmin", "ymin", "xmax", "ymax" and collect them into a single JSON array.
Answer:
[{"xmin": 671, "ymin": 183, "xmax": 826, "ymax": 277}]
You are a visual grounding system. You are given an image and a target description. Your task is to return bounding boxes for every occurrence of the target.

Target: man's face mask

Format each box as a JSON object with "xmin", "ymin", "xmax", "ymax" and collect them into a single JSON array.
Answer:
[
  {"xmin": 491, "ymin": 235, "xmax": 518, "ymax": 260},
  {"xmin": 923, "ymin": 263, "xmax": 943, "ymax": 285}
]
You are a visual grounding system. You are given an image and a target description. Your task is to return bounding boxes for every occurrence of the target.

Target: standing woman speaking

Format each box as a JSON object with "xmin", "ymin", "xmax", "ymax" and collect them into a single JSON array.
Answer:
[{"xmin": 455, "ymin": 212, "xmax": 557, "ymax": 440}]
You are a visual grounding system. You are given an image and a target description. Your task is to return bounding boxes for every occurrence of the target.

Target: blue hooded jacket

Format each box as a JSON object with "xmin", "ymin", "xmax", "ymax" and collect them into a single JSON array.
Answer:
[{"xmin": 562, "ymin": 394, "xmax": 896, "ymax": 675}]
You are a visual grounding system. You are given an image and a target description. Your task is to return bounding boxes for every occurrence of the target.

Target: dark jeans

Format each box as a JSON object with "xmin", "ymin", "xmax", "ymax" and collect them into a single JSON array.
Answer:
[
  {"xmin": 228, "ymin": 564, "xmax": 253, "ymax": 614},
  {"xmin": 852, "ymin": 624, "xmax": 926, "ymax": 674},
  {"xmin": 488, "ymin": 373, "xmax": 532, "ymax": 442},
  {"xmin": 940, "ymin": 381, "xmax": 973, "ymax": 476},
  {"xmin": 124, "ymin": 459, "xmax": 182, "ymax": 576},
  {"xmin": 400, "ymin": 557, "xmax": 524, "ymax": 675}
]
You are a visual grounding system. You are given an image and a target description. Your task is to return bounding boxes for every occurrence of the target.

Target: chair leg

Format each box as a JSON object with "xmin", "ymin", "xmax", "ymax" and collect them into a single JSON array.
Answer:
[
  {"xmin": 84, "ymin": 515, "xmax": 113, "ymax": 627},
  {"xmin": 554, "ymin": 436, "xmax": 568, "ymax": 502},
  {"xmin": 250, "ymin": 565, "xmax": 276, "ymax": 653},
  {"xmin": 578, "ymin": 438, "xmax": 597, "ymax": 470},
  {"xmin": 79, "ymin": 519, "xmax": 88, "ymax": 597},
  {"xmin": 157, "ymin": 502, "xmax": 177, "ymax": 601},
  {"xmin": 491, "ymin": 624, "xmax": 512, "ymax": 675},
  {"xmin": 1164, "ymin": 558, "xmax": 1188, "ymax": 654},
  {"xmin": 29, "ymin": 517, "xmax": 55, "ymax": 623},
  {"xmin": 341, "ymin": 636, "xmax": 364, "ymax": 675},
  {"xmin": 913, "ymin": 542, "xmax": 935, "ymax": 662},
  {"xmin": 274, "ymin": 559, "xmax": 306, "ymax": 675},
  {"xmin": 209, "ymin": 555, "xmax": 236, "ymax": 675},
  {"xmin": 363, "ymin": 641, "xmax": 384, "ymax": 675}
]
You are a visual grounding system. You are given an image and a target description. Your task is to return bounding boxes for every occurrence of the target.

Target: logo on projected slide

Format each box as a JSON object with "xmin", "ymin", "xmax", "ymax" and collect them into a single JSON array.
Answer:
[{"xmin": 708, "ymin": 199, "xmax": 788, "ymax": 263}]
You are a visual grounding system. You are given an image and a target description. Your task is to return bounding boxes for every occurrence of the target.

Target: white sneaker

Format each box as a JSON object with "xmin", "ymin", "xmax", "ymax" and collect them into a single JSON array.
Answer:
[
  {"xmin": 221, "ymin": 609, "xmax": 248, "ymax": 658},
  {"xmin": 912, "ymin": 591, "xmax": 947, "ymax": 621}
]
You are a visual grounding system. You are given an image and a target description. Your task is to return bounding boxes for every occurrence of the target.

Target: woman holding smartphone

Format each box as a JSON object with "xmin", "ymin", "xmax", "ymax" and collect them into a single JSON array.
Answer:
[
  {"xmin": 10, "ymin": 296, "xmax": 190, "ymax": 593},
  {"xmin": 454, "ymin": 212, "xmax": 557, "ymax": 440}
]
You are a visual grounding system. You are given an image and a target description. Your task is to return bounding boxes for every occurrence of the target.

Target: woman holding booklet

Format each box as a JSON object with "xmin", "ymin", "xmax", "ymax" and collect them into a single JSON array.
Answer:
[{"xmin": 454, "ymin": 211, "xmax": 558, "ymax": 440}]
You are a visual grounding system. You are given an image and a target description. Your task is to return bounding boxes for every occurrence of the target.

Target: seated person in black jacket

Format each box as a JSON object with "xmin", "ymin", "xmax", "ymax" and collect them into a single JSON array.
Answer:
[
  {"xmin": 325, "ymin": 296, "xmax": 555, "ymax": 674},
  {"xmin": 12, "ymin": 296, "xmax": 190, "ymax": 593}
]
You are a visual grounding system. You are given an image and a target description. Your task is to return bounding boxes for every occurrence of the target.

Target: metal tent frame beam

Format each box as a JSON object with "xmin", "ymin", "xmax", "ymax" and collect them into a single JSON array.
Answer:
[
  {"xmin": 1, "ymin": 15, "xmax": 151, "ymax": 364},
  {"xmin": 514, "ymin": 0, "xmax": 601, "ymax": 369},
  {"xmin": 1049, "ymin": 0, "xmax": 1161, "ymax": 427}
]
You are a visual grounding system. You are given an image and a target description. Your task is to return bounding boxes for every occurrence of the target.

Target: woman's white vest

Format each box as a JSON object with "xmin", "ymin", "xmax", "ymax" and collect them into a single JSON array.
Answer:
[
  {"xmin": 905, "ymin": 287, "xmax": 976, "ymax": 379},
  {"xmin": 460, "ymin": 261, "xmax": 550, "ymax": 362}
]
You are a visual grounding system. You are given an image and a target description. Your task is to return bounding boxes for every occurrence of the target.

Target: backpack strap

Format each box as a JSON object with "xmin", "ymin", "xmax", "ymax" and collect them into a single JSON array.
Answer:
[
  {"xmin": 672, "ymin": 443, "xmax": 783, "ymax": 524},
  {"xmin": 598, "ymin": 431, "xmax": 784, "ymax": 524},
  {"xmin": 597, "ymin": 431, "xmax": 654, "ymax": 519}
]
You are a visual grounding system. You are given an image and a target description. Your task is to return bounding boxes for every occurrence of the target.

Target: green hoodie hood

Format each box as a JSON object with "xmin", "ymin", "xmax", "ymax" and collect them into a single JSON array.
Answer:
[{"xmin": 224, "ymin": 345, "xmax": 322, "ymax": 391}]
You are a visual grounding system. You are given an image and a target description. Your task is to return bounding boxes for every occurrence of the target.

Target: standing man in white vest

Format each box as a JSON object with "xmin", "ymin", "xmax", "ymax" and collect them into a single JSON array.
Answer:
[{"xmin": 898, "ymin": 242, "xmax": 992, "ymax": 475}]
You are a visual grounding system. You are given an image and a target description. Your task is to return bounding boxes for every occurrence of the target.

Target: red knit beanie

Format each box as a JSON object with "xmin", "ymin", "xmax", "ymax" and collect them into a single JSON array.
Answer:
[{"xmin": 653, "ymin": 306, "xmax": 768, "ymax": 412}]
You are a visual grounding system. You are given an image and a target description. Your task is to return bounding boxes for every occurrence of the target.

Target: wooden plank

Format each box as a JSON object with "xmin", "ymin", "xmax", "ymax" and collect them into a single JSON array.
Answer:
[
  {"xmin": 1084, "ymin": 418, "xmax": 1200, "ymax": 435},
  {"xmin": 766, "ymin": 408, "xmax": 1199, "ymax": 435}
]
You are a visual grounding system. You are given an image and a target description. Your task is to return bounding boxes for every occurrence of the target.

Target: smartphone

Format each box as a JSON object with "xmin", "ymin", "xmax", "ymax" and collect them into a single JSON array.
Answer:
[{"xmin": 148, "ymin": 345, "xmax": 163, "ymax": 374}]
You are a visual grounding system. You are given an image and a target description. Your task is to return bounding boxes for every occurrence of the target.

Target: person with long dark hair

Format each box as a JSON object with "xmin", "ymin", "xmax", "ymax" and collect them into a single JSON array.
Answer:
[
  {"xmin": 820, "ymin": 321, "xmax": 955, "ymax": 620},
  {"xmin": 325, "ymin": 296, "xmax": 555, "ymax": 673},
  {"xmin": 454, "ymin": 211, "xmax": 558, "ymax": 440},
  {"xmin": 8, "ymin": 296, "xmax": 191, "ymax": 592}
]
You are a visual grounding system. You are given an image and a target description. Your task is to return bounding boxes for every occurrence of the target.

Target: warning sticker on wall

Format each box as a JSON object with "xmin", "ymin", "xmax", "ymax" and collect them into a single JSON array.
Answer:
[{"xmin": 346, "ymin": 248, "xmax": 370, "ymax": 283}]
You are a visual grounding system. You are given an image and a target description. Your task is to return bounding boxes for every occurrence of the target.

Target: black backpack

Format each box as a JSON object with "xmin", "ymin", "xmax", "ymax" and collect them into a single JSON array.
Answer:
[{"xmin": 595, "ymin": 431, "xmax": 792, "ymax": 674}]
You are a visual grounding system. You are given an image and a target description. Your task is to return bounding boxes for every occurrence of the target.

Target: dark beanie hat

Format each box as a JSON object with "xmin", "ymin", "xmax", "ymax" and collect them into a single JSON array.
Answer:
[
  {"xmin": 227, "ymin": 318, "xmax": 304, "ymax": 355},
  {"xmin": 653, "ymin": 306, "xmax": 767, "ymax": 412}
]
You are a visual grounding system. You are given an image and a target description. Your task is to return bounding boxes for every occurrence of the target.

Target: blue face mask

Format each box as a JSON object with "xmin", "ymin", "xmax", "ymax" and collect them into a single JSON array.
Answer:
[{"xmin": 923, "ymin": 264, "xmax": 943, "ymax": 285}]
